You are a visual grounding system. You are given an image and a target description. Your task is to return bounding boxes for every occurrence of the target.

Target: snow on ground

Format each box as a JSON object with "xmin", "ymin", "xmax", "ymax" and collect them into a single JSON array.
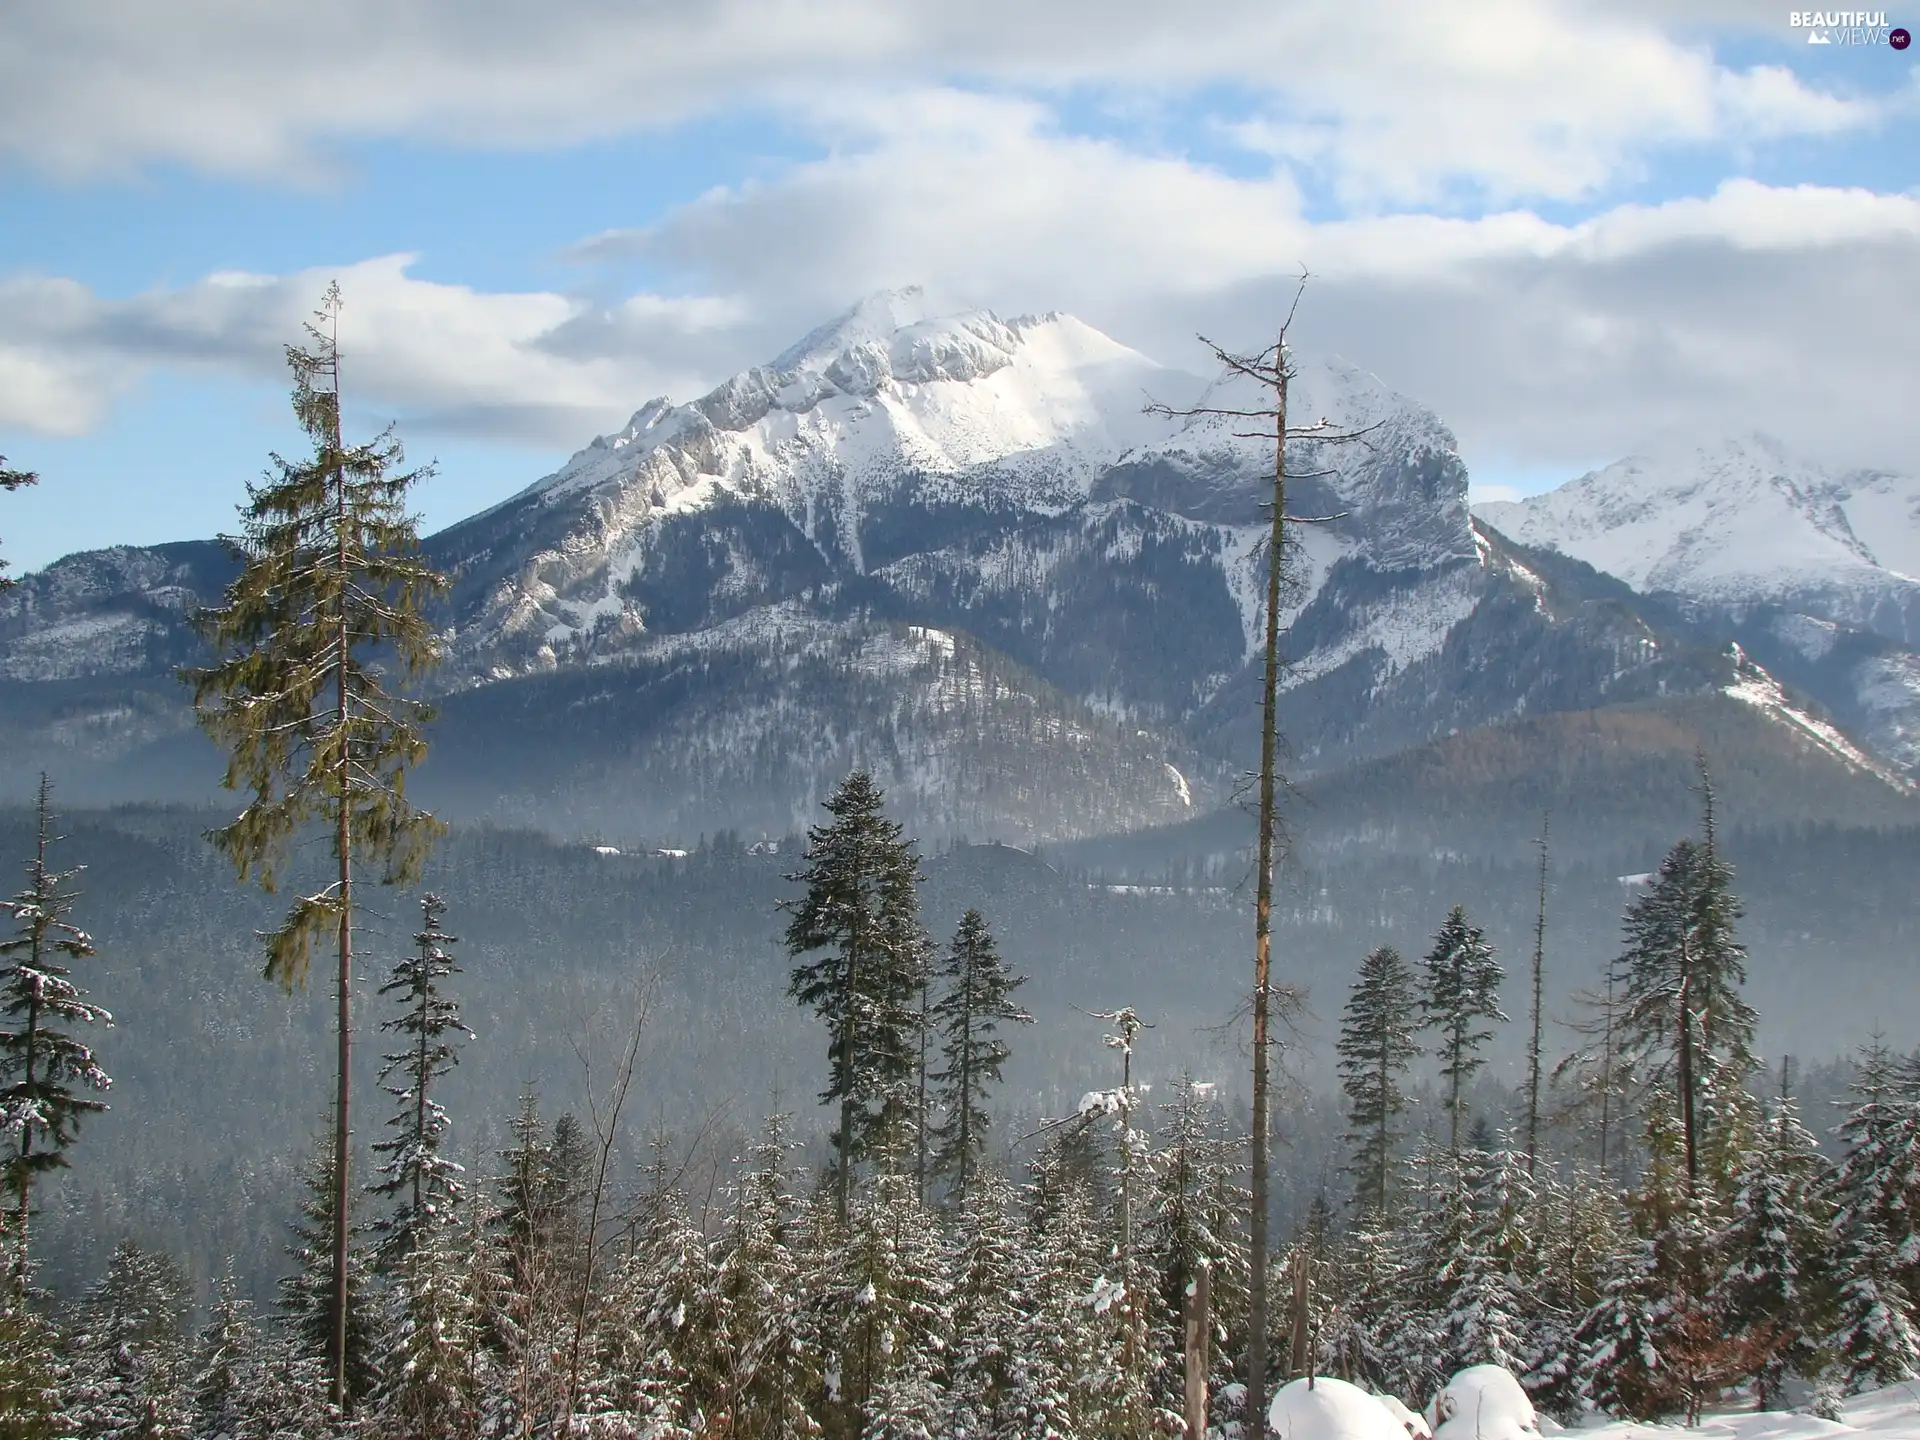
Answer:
[
  {"xmin": 1722, "ymin": 644, "xmax": 1910, "ymax": 790},
  {"xmin": 1264, "ymin": 1369, "xmax": 1920, "ymax": 1440},
  {"xmin": 1574, "ymin": 1381, "xmax": 1920, "ymax": 1437}
]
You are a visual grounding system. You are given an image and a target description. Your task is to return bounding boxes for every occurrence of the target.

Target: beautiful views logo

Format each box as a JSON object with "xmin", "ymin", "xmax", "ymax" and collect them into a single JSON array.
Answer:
[{"xmin": 1788, "ymin": 10, "xmax": 1910, "ymax": 44}]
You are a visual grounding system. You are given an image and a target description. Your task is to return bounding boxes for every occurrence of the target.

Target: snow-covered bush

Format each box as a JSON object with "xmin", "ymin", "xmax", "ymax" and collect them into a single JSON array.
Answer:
[
  {"xmin": 1269, "ymin": 1375, "xmax": 1415, "ymax": 1440},
  {"xmin": 1429, "ymin": 1364, "xmax": 1540, "ymax": 1440}
]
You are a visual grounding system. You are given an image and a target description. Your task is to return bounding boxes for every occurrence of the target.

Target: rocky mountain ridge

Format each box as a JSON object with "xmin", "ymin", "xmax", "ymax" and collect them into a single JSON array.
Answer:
[{"xmin": 2, "ymin": 291, "xmax": 1913, "ymax": 844}]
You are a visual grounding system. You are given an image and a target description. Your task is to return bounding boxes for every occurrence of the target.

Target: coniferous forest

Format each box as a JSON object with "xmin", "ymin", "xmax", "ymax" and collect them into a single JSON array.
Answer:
[{"xmin": 7, "ymin": 299, "xmax": 1920, "ymax": 1440}]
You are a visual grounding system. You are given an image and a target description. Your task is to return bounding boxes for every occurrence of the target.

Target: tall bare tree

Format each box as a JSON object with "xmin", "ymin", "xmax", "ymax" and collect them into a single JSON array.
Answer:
[
  {"xmin": 1147, "ymin": 282, "xmax": 1361, "ymax": 1425},
  {"xmin": 183, "ymin": 283, "xmax": 446, "ymax": 1409}
]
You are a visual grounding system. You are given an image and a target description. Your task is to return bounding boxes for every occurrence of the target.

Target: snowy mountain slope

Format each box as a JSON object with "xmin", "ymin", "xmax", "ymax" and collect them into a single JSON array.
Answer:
[
  {"xmin": 0, "ymin": 541, "xmax": 232, "ymax": 683},
  {"xmin": 418, "ymin": 614, "xmax": 1213, "ymax": 844},
  {"xmin": 1474, "ymin": 433, "xmax": 1920, "ymax": 780},
  {"xmin": 1474, "ymin": 434, "xmax": 1920, "ymax": 642}
]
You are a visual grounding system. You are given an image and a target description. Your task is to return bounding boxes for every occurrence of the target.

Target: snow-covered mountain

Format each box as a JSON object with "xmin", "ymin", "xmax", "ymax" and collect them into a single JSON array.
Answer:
[
  {"xmin": 1475, "ymin": 435, "xmax": 1920, "ymax": 776},
  {"xmin": 1475, "ymin": 435, "xmax": 1920, "ymax": 640},
  {"xmin": 3, "ymin": 293, "xmax": 1913, "ymax": 843}
]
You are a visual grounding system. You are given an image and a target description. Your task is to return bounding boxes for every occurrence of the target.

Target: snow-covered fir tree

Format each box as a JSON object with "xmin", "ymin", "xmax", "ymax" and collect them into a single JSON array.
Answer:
[
  {"xmin": 1417, "ymin": 907, "xmax": 1506, "ymax": 1154},
  {"xmin": 1, "ymin": 774, "xmax": 112, "ymax": 1283},
  {"xmin": 1615, "ymin": 789, "xmax": 1758, "ymax": 1201},
  {"xmin": 1710, "ymin": 1086, "xmax": 1831, "ymax": 1408},
  {"xmin": 1336, "ymin": 945, "xmax": 1420, "ymax": 1214},
  {"xmin": 927, "ymin": 909, "xmax": 1031, "ymax": 1208},
  {"xmin": 0, "ymin": 1283, "xmax": 66, "ymax": 1440},
  {"xmin": 277, "ymin": 1128, "xmax": 382, "ymax": 1410},
  {"xmin": 367, "ymin": 892, "xmax": 473, "ymax": 1270},
  {"xmin": 1824, "ymin": 1040, "xmax": 1920, "ymax": 1392},
  {"xmin": 708, "ymin": 1111, "xmax": 818, "ymax": 1439},
  {"xmin": 942, "ymin": 1170, "xmax": 1027, "ymax": 1439},
  {"xmin": 64, "ymin": 1239, "xmax": 193, "ymax": 1440},
  {"xmin": 376, "ymin": 1213, "xmax": 482, "ymax": 1440},
  {"xmin": 1434, "ymin": 1139, "xmax": 1539, "ymax": 1378},
  {"xmin": 190, "ymin": 1265, "xmax": 258, "ymax": 1440},
  {"xmin": 585, "ymin": 1139, "xmax": 717, "ymax": 1437},
  {"xmin": 1143, "ymin": 1074, "xmax": 1248, "ymax": 1424},
  {"xmin": 814, "ymin": 1169, "xmax": 950, "ymax": 1440},
  {"xmin": 784, "ymin": 771, "xmax": 933, "ymax": 1223},
  {"xmin": 486, "ymin": 1094, "xmax": 586, "ymax": 1438}
]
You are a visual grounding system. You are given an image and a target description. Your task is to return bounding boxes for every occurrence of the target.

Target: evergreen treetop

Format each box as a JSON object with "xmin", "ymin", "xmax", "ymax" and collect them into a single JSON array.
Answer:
[
  {"xmin": 1336, "ymin": 944, "xmax": 1419, "ymax": 1214},
  {"xmin": 929, "ymin": 907, "xmax": 1032, "ymax": 1206},
  {"xmin": 782, "ymin": 769, "xmax": 931, "ymax": 1221},
  {"xmin": 1, "ymin": 774, "xmax": 111, "ymax": 1283},
  {"xmin": 1418, "ymin": 906, "xmax": 1506, "ymax": 1153}
]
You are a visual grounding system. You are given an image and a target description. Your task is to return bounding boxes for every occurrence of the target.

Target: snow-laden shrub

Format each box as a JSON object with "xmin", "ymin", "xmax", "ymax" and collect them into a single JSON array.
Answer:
[
  {"xmin": 1268, "ymin": 1375, "xmax": 1413, "ymax": 1440},
  {"xmin": 1428, "ymin": 1364, "xmax": 1540, "ymax": 1440}
]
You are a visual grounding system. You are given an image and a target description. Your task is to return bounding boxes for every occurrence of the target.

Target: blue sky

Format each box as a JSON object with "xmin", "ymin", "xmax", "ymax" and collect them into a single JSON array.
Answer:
[{"xmin": 3, "ymin": 2, "xmax": 1917, "ymax": 572}]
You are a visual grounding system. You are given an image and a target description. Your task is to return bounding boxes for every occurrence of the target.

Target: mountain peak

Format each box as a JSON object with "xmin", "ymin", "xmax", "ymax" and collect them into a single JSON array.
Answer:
[{"xmin": 768, "ymin": 286, "xmax": 947, "ymax": 373}]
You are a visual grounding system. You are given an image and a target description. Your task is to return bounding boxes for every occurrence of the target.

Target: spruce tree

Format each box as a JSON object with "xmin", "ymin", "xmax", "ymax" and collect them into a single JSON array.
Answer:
[
  {"xmin": 368, "ymin": 893, "xmax": 473, "ymax": 1269},
  {"xmin": 1711, "ymin": 1093, "xmax": 1830, "ymax": 1408},
  {"xmin": 486, "ymin": 1094, "xmax": 580, "ymax": 1436},
  {"xmin": 1, "ymin": 774, "xmax": 112, "ymax": 1285},
  {"xmin": 0, "ymin": 1287, "xmax": 65, "ymax": 1440},
  {"xmin": 64, "ymin": 1239, "xmax": 193, "ymax": 1440},
  {"xmin": 1616, "ymin": 771, "xmax": 1757, "ymax": 1200},
  {"xmin": 183, "ymin": 283, "xmax": 447, "ymax": 1409},
  {"xmin": 190, "ymin": 1266, "xmax": 258, "ymax": 1440},
  {"xmin": 0, "ymin": 456, "xmax": 35, "ymax": 591},
  {"xmin": 590, "ymin": 1144, "xmax": 718, "ymax": 1436},
  {"xmin": 379, "ymin": 1218, "xmax": 481, "ymax": 1440},
  {"xmin": 1825, "ymin": 1041, "xmax": 1920, "ymax": 1391},
  {"xmin": 1524, "ymin": 815, "xmax": 1550, "ymax": 1174},
  {"xmin": 782, "ymin": 770, "xmax": 930, "ymax": 1222},
  {"xmin": 945, "ymin": 1171, "xmax": 1027, "ymax": 1438},
  {"xmin": 928, "ymin": 908, "xmax": 1032, "ymax": 1206},
  {"xmin": 278, "ymin": 1127, "xmax": 381, "ymax": 1410},
  {"xmin": 1145, "ymin": 1076, "xmax": 1248, "ymax": 1424},
  {"xmin": 1418, "ymin": 906, "xmax": 1506, "ymax": 1153},
  {"xmin": 810, "ymin": 1170, "xmax": 949, "ymax": 1437},
  {"xmin": 1435, "ymin": 1140, "xmax": 1538, "ymax": 1377},
  {"xmin": 1336, "ymin": 945, "xmax": 1419, "ymax": 1214},
  {"xmin": 709, "ymin": 1112, "xmax": 816, "ymax": 1438}
]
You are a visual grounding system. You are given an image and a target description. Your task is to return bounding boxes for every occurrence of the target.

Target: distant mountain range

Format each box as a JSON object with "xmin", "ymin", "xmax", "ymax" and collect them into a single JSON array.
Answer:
[{"xmin": 3, "ymin": 288, "xmax": 1915, "ymax": 850}]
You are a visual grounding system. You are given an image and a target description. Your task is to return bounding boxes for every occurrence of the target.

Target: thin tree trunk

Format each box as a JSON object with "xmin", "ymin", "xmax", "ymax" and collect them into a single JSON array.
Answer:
[
  {"xmin": 10, "ymin": 780, "xmax": 50, "ymax": 1287},
  {"xmin": 330, "ymin": 340, "xmax": 354, "ymax": 1412},
  {"xmin": 1599, "ymin": 966, "xmax": 1616, "ymax": 1176},
  {"xmin": 1678, "ymin": 970, "xmax": 1698, "ymax": 1197},
  {"xmin": 915, "ymin": 975, "xmax": 929, "ymax": 1205},
  {"xmin": 1185, "ymin": 1260, "xmax": 1211, "ymax": 1438},
  {"xmin": 562, "ymin": 991, "xmax": 647, "ymax": 1432},
  {"xmin": 1288, "ymin": 1244, "xmax": 1311, "ymax": 1380},
  {"xmin": 1449, "ymin": 1015, "xmax": 1464, "ymax": 1153},
  {"xmin": 1525, "ymin": 815, "xmax": 1549, "ymax": 1176},
  {"xmin": 1247, "ymin": 355, "xmax": 1288, "ymax": 1430},
  {"xmin": 414, "ymin": 959, "xmax": 429, "ymax": 1223},
  {"xmin": 1375, "ymin": 1032, "xmax": 1389, "ymax": 1214},
  {"xmin": 956, "ymin": 955, "xmax": 974, "ymax": 1206},
  {"xmin": 837, "ymin": 935, "xmax": 860, "ymax": 1227}
]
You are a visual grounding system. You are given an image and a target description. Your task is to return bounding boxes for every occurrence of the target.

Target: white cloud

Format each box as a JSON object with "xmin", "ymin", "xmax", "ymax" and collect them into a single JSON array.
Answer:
[
  {"xmin": 7, "ymin": 107, "xmax": 1915, "ymax": 489},
  {"xmin": 0, "ymin": 0, "xmax": 1885, "ymax": 206},
  {"xmin": 0, "ymin": 258, "xmax": 744, "ymax": 447}
]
